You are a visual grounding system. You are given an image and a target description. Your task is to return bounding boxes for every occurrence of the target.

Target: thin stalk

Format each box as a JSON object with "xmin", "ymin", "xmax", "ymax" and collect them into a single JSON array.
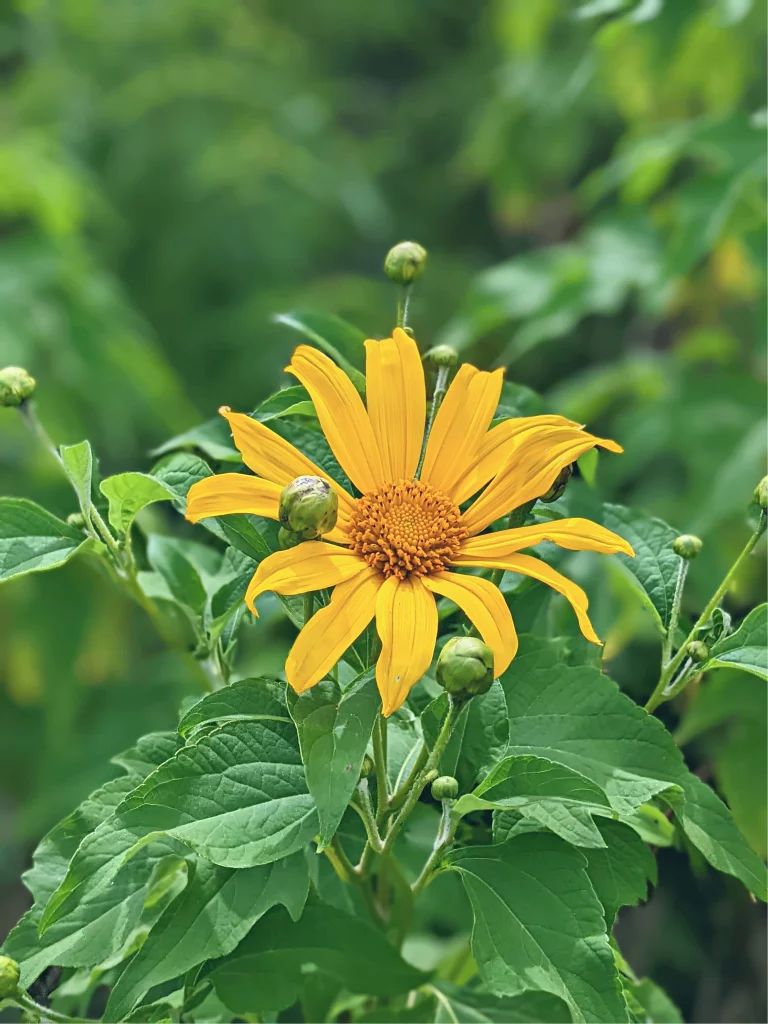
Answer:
[
  {"xmin": 324, "ymin": 837, "xmax": 383, "ymax": 928},
  {"xmin": 646, "ymin": 514, "xmax": 766, "ymax": 713},
  {"xmin": 396, "ymin": 284, "xmax": 413, "ymax": 329},
  {"xmin": 416, "ymin": 365, "xmax": 450, "ymax": 478},
  {"xmin": 353, "ymin": 780, "xmax": 384, "ymax": 853},
  {"xmin": 389, "ymin": 742, "xmax": 429, "ymax": 813},
  {"xmin": 17, "ymin": 992, "xmax": 87, "ymax": 1023},
  {"xmin": 303, "ymin": 592, "xmax": 314, "ymax": 628},
  {"xmin": 661, "ymin": 558, "xmax": 689, "ymax": 668},
  {"xmin": 411, "ymin": 798, "xmax": 456, "ymax": 895},
  {"xmin": 372, "ymin": 715, "xmax": 389, "ymax": 822}
]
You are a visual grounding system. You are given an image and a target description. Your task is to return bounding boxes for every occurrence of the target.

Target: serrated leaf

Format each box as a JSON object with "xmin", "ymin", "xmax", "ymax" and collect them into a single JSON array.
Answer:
[
  {"xmin": 115, "ymin": 719, "xmax": 317, "ymax": 868},
  {"xmin": 288, "ymin": 672, "xmax": 380, "ymax": 848},
  {"xmin": 704, "ymin": 604, "xmax": 768, "ymax": 680},
  {"xmin": 105, "ymin": 851, "xmax": 309, "ymax": 1020},
  {"xmin": 0, "ymin": 498, "xmax": 91, "ymax": 582},
  {"xmin": 448, "ymin": 835, "xmax": 627, "ymax": 1023},
  {"xmin": 602, "ymin": 503, "xmax": 680, "ymax": 633},
  {"xmin": 270, "ymin": 418, "xmax": 354, "ymax": 492},
  {"xmin": 208, "ymin": 903, "xmax": 426, "ymax": 1014},
  {"xmin": 583, "ymin": 820, "xmax": 657, "ymax": 926},
  {"xmin": 429, "ymin": 983, "xmax": 571, "ymax": 1023},
  {"xmin": 274, "ymin": 310, "xmax": 367, "ymax": 390},
  {"xmin": 100, "ymin": 473, "xmax": 174, "ymax": 533},
  {"xmin": 60, "ymin": 440, "xmax": 93, "ymax": 510},
  {"xmin": 150, "ymin": 453, "xmax": 213, "ymax": 508},
  {"xmin": 111, "ymin": 732, "xmax": 183, "ymax": 776},
  {"xmin": 178, "ymin": 678, "xmax": 290, "ymax": 737},
  {"xmin": 151, "ymin": 418, "xmax": 240, "ymax": 463},
  {"xmin": 459, "ymin": 680, "xmax": 510, "ymax": 783},
  {"xmin": 146, "ymin": 535, "xmax": 208, "ymax": 613},
  {"xmin": 457, "ymin": 754, "xmax": 615, "ymax": 848}
]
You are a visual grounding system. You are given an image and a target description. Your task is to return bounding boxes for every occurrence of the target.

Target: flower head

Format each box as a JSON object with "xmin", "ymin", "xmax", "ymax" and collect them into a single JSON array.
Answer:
[{"xmin": 186, "ymin": 330, "xmax": 633, "ymax": 715}]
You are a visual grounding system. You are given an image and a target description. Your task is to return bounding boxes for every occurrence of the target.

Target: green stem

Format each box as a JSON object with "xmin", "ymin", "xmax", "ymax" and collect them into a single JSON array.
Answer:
[
  {"xmin": 389, "ymin": 742, "xmax": 429, "ymax": 813},
  {"xmin": 17, "ymin": 992, "xmax": 88, "ymax": 1023},
  {"xmin": 373, "ymin": 715, "xmax": 389, "ymax": 822},
  {"xmin": 661, "ymin": 558, "xmax": 689, "ymax": 668},
  {"xmin": 303, "ymin": 592, "xmax": 314, "ymax": 628},
  {"xmin": 416, "ymin": 366, "xmax": 450, "ymax": 478},
  {"xmin": 646, "ymin": 514, "xmax": 766, "ymax": 713},
  {"xmin": 411, "ymin": 798, "xmax": 456, "ymax": 895},
  {"xmin": 353, "ymin": 779, "xmax": 384, "ymax": 853},
  {"xmin": 324, "ymin": 837, "xmax": 384, "ymax": 927},
  {"xmin": 396, "ymin": 284, "xmax": 413, "ymax": 329}
]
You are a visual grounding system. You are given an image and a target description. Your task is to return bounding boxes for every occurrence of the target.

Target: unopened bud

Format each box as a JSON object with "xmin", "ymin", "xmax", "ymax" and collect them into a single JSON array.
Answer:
[
  {"xmin": 673, "ymin": 535, "xmax": 703, "ymax": 560},
  {"xmin": 436, "ymin": 636, "xmax": 494, "ymax": 699},
  {"xmin": 384, "ymin": 241, "xmax": 427, "ymax": 286},
  {"xmin": 424, "ymin": 345, "xmax": 458, "ymax": 369},
  {"xmin": 0, "ymin": 955, "xmax": 20, "ymax": 999},
  {"xmin": 754, "ymin": 476, "xmax": 768, "ymax": 510},
  {"xmin": 360, "ymin": 754, "xmax": 374, "ymax": 779},
  {"xmin": 66, "ymin": 511, "xmax": 86, "ymax": 529},
  {"xmin": 278, "ymin": 476, "xmax": 338, "ymax": 539},
  {"xmin": 540, "ymin": 464, "xmax": 573, "ymax": 504},
  {"xmin": 687, "ymin": 641, "xmax": 709, "ymax": 664},
  {"xmin": 0, "ymin": 366, "xmax": 36, "ymax": 407},
  {"xmin": 431, "ymin": 775, "xmax": 459, "ymax": 801}
]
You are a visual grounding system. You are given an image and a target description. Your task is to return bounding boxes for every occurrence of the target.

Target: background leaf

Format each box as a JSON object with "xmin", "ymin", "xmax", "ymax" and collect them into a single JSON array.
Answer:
[{"xmin": 0, "ymin": 498, "xmax": 91, "ymax": 582}]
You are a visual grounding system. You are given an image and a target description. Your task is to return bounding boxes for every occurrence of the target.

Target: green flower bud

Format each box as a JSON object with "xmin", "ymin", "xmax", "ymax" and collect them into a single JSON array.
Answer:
[
  {"xmin": 384, "ymin": 241, "xmax": 427, "ymax": 285},
  {"xmin": 279, "ymin": 476, "xmax": 338, "ymax": 539},
  {"xmin": 687, "ymin": 640, "xmax": 709, "ymax": 664},
  {"xmin": 360, "ymin": 754, "xmax": 374, "ymax": 779},
  {"xmin": 424, "ymin": 345, "xmax": 458, "ymax": 369},
  {"xmin": 0, "ymin": 955, "xmax": 20, "ymax": 999},
  {"xmin": 754, "ymin": 476, "xmax": 768, "ymax": 510},
  {"xmin": 0, "ymin": 366, "xmax": 36, "ymax": 407},
  {"xmin": 436, "ymin": 636, "xmax": 495, "ymax": 699},
  {"xmin": 431, "ymin": 775, "xmax": 459, "ymax": 801},
  {"xmin": 66, "ymin": 511, "xmax": 86, "ymax": 529},
  {"xmin": 540, "ymin": 464, "xmax": 573, "ymax": 504},
  {"xmin": 673, "ymin": 534, "xmax": 703, "ymax": 560}
]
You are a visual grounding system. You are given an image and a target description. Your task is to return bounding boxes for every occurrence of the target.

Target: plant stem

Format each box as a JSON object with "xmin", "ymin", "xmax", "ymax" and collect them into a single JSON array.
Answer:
[
  {"xmin": 373, "ymin": 715, "xmax": 389, "ymax": 822},
  {"xmin": 411, "ymin": 798, "xmax": 456, "ymax": 895},
  {"xmin": 389, "ymin": 742, "xmax": 429, "ymax": 813},
  {"xmin": 353, "ymin": 779, "xmax": 384, "ymax": 853},
  {"xmin": 324, "ymin": 837, "xmax": 384, "ymax": 927},
  {"xmin": 396, "ymin": 284, "xmax": 413, "ymax": 329},
  {"xmin": 303, "ymin": 592, "xmax": 314, "ymax": 628},
  {"xmin": 416, "ymin": 365, "xmax": 450, "ymax": 478},
  {"xmin": 17, "ymin": 992, "xmax": 88, "ymax": 1023},
  {"xmin": 661, "ymin": 557, "xmax": 689, "ymax": 668},
  {"xmin": 646, "ymin": 514, "xmax": 766, "ymax": 713}
]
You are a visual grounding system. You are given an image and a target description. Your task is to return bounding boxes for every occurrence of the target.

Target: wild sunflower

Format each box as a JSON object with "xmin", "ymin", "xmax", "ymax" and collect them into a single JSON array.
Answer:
[{"xmin": 186, "ymin": 330, "xmax": 633, "ymax": 714}]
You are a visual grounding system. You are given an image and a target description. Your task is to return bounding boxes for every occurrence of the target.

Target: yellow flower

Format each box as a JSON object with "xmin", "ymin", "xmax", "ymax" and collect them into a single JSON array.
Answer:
[{"xmin": 186, "ymin": 330, "xmax": 633, "ymax": 715}]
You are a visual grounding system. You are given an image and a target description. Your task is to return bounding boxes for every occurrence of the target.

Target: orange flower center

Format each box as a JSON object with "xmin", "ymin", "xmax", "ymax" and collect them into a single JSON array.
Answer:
[{"xmin": 349, "ymin": 479, "xmax": 467, "ymax": 580}]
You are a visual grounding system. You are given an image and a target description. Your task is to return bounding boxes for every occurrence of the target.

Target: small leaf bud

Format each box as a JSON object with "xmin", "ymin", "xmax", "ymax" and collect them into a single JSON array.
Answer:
[
  {"xmin": 0, "ymin": 366, "xmax": 36, "ymax": 407},
  {"xmin": 673, "ymin": 534, "xmax": 703, "ymax": 560},
  {"xmin": 754, "ymin": 476, "xmax": 768, "ymax": 510},
  {"xmin": 423, "ymin": 768, "xmax": 439, "ymax": 784},
  {"xmin": 436, "ymin": 636, "xmax": 495, "ymax": 699},
  {"xmin": 431, "ymin": 775, "xmax": 459, "ymax": 801},
  {"xmin": 384, "ymin": 241, "xmax": 427, "ymax": 285},
  {"xmin": 424, "ymin": 345, "xmax": 458, "ymax": 369},
  {"xmin": 278, "ymin": 476, "xmax": 338, "ymax": 539},
  {"xmin": 0, "ymin": 955, "xmax": 20, "ymax": 999},
  {"xmin": 66, "ymin": 511, "xmax": 86, "ymax": 529},
  {"xmin": 540, "ymin": 464, "xmax": 573, "ymax": 504},
  {"xmin": 360, "ymin": 754, "xmax": 374, "ymax": 779},
  {"xmin": 687, "ymin": 640, "xmax": 709, "ymax": 664}
]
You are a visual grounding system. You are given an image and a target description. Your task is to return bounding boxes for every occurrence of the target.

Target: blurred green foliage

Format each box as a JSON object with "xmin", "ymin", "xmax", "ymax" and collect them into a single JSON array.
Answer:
[{"xmin": 0, "ymin": 0, "xmax": 765, "ymax": 1019}]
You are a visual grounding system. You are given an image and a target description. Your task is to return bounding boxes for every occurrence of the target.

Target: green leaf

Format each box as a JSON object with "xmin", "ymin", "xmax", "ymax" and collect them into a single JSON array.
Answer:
[
  {"xmin": 288, "ymin": 672, "xmax": 380, "ymax": 848},
  {"xmin": 208, "ymin": 902, "xmax": 427, "ymax": 1014},
  {"xmin": 675, "ymin": 671, "xmax": 765, "ymax": 745},
  {"xmin": 717, "ymin": 717, "xmax": 767, "ymax": 858},
  {"xmin": 105, "ymin": 851, "xmax": 309, "ymax": 1021},
  {"xmin": 60, "ymin": 440, "xmax": 93, "ymax": 509},
  {"xmin": 253, "ymin": 385, "xmax": 317, "ymax": 422},
  {"xmin": 624, "ymin": 977, "xmax": 683, "ymax": 1023},
  {"xmin": 150, "ymin": 453, "xmax": 213, "ymax": 507},
  {"xmin": 146, "ymin": 535, "xmax": 208, "ymax": 613},
  {"xmin": 602, "ymin": 503, "xmax": 680, "ymax": 633},
  {"xmin": 457, "ymin": 754, "xmax": 615, "ymax": 848},
  {"xmin": 151, "ymin": 418, "xmax": 240, "ymax": 463},
  {"xmin": 215, "ymin": 513, "xmax": 273, "ymax": 562},
  {"xmin": 429, "ymin": 984, "xmax": 571, "ymax": 1023},
  {"xmin": 704, "ymin": 604, "xmax": 768, "ymax": 679},
  {"xmin": 459, "ymin": 680, "xmax": 510, "ymax": 782},
  {"xmin": 0, "ymin": 498, "xmax": 91, "ymax": 582},
  {"xmin": 270, "ymin": 418, "xmax": 353, "ymax": 493},
  {"xmin": 274, "ymin": 310, "xmax": 367, "ymax": 390},
  {"xmin": 448, "ymin": 835, "xmax": 627, "ymax": 1023},
  {"xmin": 178, "ymin": 678, "xmax": 291, "ymax": 737},
  {"xmin": 115, "ymin": 719, "xmax": 317, "ymax": 868},
  {"xmin": 111, "ymin": 732, "xmax": 183, "ymax": 776},
  {"xmin": 583, "ymin": 820, "xmax": 657, "ymax": 926},
  {"xmin": 100, "ymin": 472, "xmax": 174, "ymax": 533}
]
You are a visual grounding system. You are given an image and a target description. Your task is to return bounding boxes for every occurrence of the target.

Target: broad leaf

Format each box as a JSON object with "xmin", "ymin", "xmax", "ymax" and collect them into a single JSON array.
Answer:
[
  {"xmin": 115, "ymin": 719, "xmax": 317, "ymax": 868},
  {"xmin": 456, "ymin": 754, "xmax": 615, "ymax": 848},
  {"xmin": 624, "ymin": 977, "xmax": 683, "ymax": 1023},
  {"xmin": 703, "ymin": 604, "xmax": 768, "ymax": 680},
  {"xmin": 459, "ymin": 680, "xmax": 510, "ymax": 783},
  {"xmin": 146, "ymin": 535, "xmax": 209, "ymax": 613},
  {"xmin": 0, "ymin": 498, "xmax": 91, "ymax": 582},
  {"xmin": 178, "ymin": 678, "xmax": 290, "ymax": 737},
  {"xmin": 289, "ymin": 672, "xmax": 380, "ymax": 848},
  {"xmin": 429, "ymin": 984, "xmax": 571, "ymax": 1023},
  {"xmin": 208, "ymin": 903, "xmax": 426, "ymax": 1014},
  {"xmin": 111, "ymin": 732, "xmax": 183, "ymax": 776},
  {"xmin": 105, "ymin": 852, "xmax": 309, "ymax": 1020},
  {"xmin": 602, "ymin": 503, "xmax": 680, "ymax": 633},
  {"xmin": 100, "ymin": 473, "xmax": 174, "ymax": 533},
  {"xmin": 151, "ymin": 418, "xmax": 240, "ymax": 463},
  {"xmin": 448, "ymin": 835, "xmax": 627, "ymax": 1023},
  {"xmin": 274, "ymin": 310, "xmax": 367, "ymax": 389},
  {"xmin": 253, "ymin": 384, "xmax": 317, "ymax": 422},
  {"xmin": 270, "ymin": 418, "xmax": 353, "ymax": 493},
  {"xmin": 583, "ymin": 820, "xmax": 657, "ymax": 926},
  {"xmin": 150, "ymin": 453, "xmax": 213, "ymax": 508},
  {"xmin": 60, "ymin": 440, "xmax": 93, "ymax": 510}
]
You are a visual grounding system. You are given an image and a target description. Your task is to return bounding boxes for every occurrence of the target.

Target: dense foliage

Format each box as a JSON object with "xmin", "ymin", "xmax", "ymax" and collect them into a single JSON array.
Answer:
[{"xmin": 0, "ymin": 1, "xmax": 766, "ymax": 1022}]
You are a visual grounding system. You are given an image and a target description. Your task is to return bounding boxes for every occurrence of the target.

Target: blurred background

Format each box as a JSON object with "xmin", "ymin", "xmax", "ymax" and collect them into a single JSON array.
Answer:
[{"xmin": 0, "ymin": 1, "xmax": 765, "ymax": 1020}]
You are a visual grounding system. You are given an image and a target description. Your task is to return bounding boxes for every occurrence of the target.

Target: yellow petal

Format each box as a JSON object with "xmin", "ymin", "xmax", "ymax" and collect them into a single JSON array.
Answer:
[
  {"xmin": 452, "ymin": 415, "xmax": 578, "ymax": 506},
  {"xmin": 285, "ymin": 568, "xmax": 381, "ymax": 694},
  {"xmin": 286, "ymin": 345, "xmax": 384, "ymax": 494},
  {"xmin": 375, "ymin": 575, "xmax": 438, "ymax": 716},
  {"xmin": 244, "ymin": 542, "xmax": 366, "ymax": 615},
  {"xmin": 365, "ymin": 328, "xmax": 426, "ymax": 483},
  {"xmin": 455, "ymin": 552, "xmax": 601, "ymax": 645},
  {"xmin": 219, "ymin": 407, "xmax": 356, "ymax": 523},
  {"xmin": 423, "ymin": 571, "xmax": 518, "ymax": 677},
  {"xmin": 462, "ymin": 427, "xmax": 623, "ymax": 536},
  {"xmin": 185, "ymin": 474, "xmax": 281, "ymax": 524},
  {"xmin": 456, "ymin": 518, "xmax": 634, "ymax": 559},
  {"xmin": 420, "ymin": 364, "xmax": 505, "ymax": 500}
]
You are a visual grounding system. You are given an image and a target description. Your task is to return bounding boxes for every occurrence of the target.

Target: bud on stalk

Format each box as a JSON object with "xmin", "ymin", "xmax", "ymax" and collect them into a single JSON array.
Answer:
[
  {"xmin": 279, "ymin": 476, "xmax": 338, "ymax": 540},
  {"xmin": 384, "ymin": 241, "xmax": 427, "ymax": 285},
  {"xmin": 424, "ymin": 345, "xmax": 458, "ymax": 369},
  {"xmin": 431, "ymin": 775, "xmax": 459, "ymax": 801},
  {"xmin": 673, "ymin": 535, "xmax": 703, "ymax": 560},
  {"xmin": 436, "ymin": 636, "xmax": 494, "ymax": 699},
  {"xmin": 0, "ymin": 367, "xmax": 36, "ymax": 407},
  {"xmin": 540, "ymin": 464, "xmax": 573, "ymax": 504},
  {"xmin": 0, "ymin": 955, "xmax": 20, "ymax": 998},
  {"xmin": 687, "ymin": 641, "xmax": 709, "ymax": 664}
]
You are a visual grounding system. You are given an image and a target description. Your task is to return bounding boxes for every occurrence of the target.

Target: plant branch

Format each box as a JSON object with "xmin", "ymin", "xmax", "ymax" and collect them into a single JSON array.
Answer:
[
  {"xmin": 372, "ymin": 715, "xmax": 389, "ymax": 823},
  {"xmin": 16, "ymin": 992, "xmax": 88, "ymax": 1023},
  {"xmin": 411, "ymin": 798, "xmax": 457, "ymax": 895},
  {"xmin": 353, "ymin": 779, "xmax": 384, "ymax": 853},
  {"xmin": 416, "ymin": 365, "xmax": 450, "ymax": 478},
  {"xmin": 661, "ymin": 557, "xmax": 689, "ymax": 668}
]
